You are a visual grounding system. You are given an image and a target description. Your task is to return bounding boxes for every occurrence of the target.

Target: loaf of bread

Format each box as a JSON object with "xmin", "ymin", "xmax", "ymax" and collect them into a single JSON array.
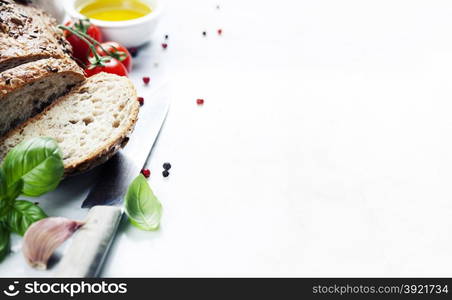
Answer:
[
  {"xmin": 0, "ymin": 57, "xmax": 85, "ymax": 136},
  {"xmin": 0, "ymin": 0, "xmax": 73, "ymax": 72},
  {"xmin": 0, "ymin": 2, "xmax": 141, "ymax": 176},
  {"xmin": 0, "ymin": 0, "xmax": 86, "ymax": 136},
  {"xmin": 0, "ymin": 73, "xmax": 140, "ymax": 175}
]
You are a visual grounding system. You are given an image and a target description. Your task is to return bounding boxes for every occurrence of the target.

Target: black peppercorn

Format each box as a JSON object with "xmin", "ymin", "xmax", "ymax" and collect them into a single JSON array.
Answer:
[
  {"xmin": 129, "ymin": 47, "xmax": 139, "ymax": 57},
  {"xmin": 163, "ymin": 163, "xmax": 172, "ymax": 170},
  {"xmin": 162, "ymin": 170, "xmax": 170, "ymax": 177}
]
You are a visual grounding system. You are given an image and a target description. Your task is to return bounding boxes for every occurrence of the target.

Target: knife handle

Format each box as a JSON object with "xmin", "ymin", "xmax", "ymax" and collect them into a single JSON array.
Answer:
[{"xmin": 54, "ymin": 206, "xmax": 123, "ymax": 278}]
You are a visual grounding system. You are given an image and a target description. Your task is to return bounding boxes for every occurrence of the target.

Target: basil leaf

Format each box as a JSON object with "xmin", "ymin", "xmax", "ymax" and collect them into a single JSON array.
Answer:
[
  {"xmin": 0, "ymin": 169, "xmax": 8, "ymax": 218},
  {"xmin": 0, "ymin": 168, "xmax": 6, "ymax": 198},
  {"xmin": 5, "ymin": 180, "xmax": 22, "ymax": 203},
  {"xmin": 0, "ymin": 169, "xmax": 22, "ymax": 218},
  {"xmin": 0, "ymin": 222, "xmax": 10, "ymax": 262},
  {"xmin": 2, "ymin": 137, "xmax": 64, "ymax": 197},
  {"xmin": 125, "ymin": 175, "xmax": 162, "ymax": 231},
  {"xmin": 7, "ymin": 200, "xmax": 47, "ymax": 236}
]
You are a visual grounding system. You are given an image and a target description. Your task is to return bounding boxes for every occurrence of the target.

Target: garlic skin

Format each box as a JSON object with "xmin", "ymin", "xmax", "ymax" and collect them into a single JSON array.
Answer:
[{"xmin": 23, "ymin": 217, "xmax": 84, "ymax": 270}]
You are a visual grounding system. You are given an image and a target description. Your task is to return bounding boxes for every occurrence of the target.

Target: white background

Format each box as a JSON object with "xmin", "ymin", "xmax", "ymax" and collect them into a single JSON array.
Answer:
[{"xmin": 3, "ymin": 0, "xmax": 452, "ymax": 277}]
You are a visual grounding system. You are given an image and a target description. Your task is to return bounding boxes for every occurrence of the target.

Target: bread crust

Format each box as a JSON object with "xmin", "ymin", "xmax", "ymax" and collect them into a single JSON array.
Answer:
[
  {"xmin": 0, "ymin": 57, "xmax": 84, "ymax": 96},
  {"xmin": 0, "ymin": 0, "xmax": 73, "ymax": 72},
  {"xmin": 0, "ymin": 73, "xmax": 140, "ymax": 176}
]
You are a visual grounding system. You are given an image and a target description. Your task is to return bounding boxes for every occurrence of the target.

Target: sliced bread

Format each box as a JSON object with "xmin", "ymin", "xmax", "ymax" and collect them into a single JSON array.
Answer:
[
  {"xmin": 0, "ymin": 0, "xmax": 73, "ymax": 72},
  {"xmin": 0, "ymin": 72, "xmax": 140, "ymax": 175},
  {"xmin": 0, "ymin": 57, "xmax": 85, "ymax": 136}
]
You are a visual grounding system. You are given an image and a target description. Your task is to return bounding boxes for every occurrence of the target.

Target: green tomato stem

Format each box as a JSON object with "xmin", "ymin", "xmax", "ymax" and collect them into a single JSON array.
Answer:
[
  {"xmin": 60, "ymin": 24, "xmax": 119, "ymax": 59},
  {"xmin": 58, "ymin": 25, "xmax": 101, "ymax": 62}
]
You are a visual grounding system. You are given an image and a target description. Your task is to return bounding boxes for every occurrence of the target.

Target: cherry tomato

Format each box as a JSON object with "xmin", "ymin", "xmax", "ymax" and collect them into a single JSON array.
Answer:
[
  {"xmin": 92, "ymin": 42, "xmax": 133, "ymax": 72},
  {"xmin": 85, "ymin": 57, "xmax": 128, "ymax": 78},
  {"xmin": 64, "ymin": 20, "xmax": 103, "ymax": 64}
]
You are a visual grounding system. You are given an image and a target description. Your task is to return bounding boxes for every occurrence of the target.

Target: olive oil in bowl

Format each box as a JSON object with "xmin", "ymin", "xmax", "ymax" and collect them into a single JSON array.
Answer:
[{"xmin": 79, "ymin": 0, "xmax": 152, "ymax": 22}]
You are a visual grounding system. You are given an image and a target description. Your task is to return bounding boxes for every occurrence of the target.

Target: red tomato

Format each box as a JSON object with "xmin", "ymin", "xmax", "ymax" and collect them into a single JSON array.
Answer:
[
  {"xmin": 93, "ymin": 42, "xmax": 133, "ymax": 72},
  {"xmin": 64, "ymin": 20, "xmax": 103, "ymax": 64},
  {"xmin": 85, "ymin": 57, "xmax": 128, "ymax": 77}
]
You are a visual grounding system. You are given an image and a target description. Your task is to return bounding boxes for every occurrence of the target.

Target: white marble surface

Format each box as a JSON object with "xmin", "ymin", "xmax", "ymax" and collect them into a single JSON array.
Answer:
[{"xmin": 2, "ymin": 0, "xmax": 452, "ymax": 277}]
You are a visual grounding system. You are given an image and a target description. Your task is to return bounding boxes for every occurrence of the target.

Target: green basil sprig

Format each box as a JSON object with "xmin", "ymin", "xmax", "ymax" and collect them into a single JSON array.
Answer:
[
  {"xmin": 0, "ymin": 137, "xmax": 63, "ymax": 262},
  {"xmin": 125, "ymin": 174, "xmax": 162, "ymax": 231},
  {"xmin": 3, "ymin": 137, "xmax": 64, "ymax": 197},
  {"xmin": 8, "ymin": 200, "xmax": 47, "ymax": 236},
  {"xmin": 0, "ymin": 223, "xmax": 10, "ymax": 262}
]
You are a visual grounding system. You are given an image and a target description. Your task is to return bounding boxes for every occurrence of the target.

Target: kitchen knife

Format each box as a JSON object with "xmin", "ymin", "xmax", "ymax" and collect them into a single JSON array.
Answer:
[{"xmin": 54, "ymin": 84, "xmax": 170, "ymax": 277}]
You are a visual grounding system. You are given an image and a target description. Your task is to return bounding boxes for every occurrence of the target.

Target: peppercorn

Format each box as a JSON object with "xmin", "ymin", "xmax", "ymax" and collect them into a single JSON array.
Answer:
[
  {"xmin": 129, "ymin": 47, "xmax": 139, "ymax": 57},
  {"xmin": 163, "ymin": 163, "xmax": 172, "ymax": 170},
  {"xmin": 143, "ymin": 77, "xmax": 150, "ymax": 85},
  {"xmin": 141, "ymin": 169, "xmax": 151, "ymax": 178},
  {"xmin": 197, "ymin": 99, "xmax": 205, "ymax": 105},
  {"xmin": 137, "ymin": 97, "xmax": 144, "ymax": 106},
  {"xmin": 162, "ymin": 170, "xmax": 170, "ymax": 178},
  {"xmin": 202, "ymin": 31, "xmax": 207, "ymax": 37},
  {"xmin": 162, "ymin": 43, "xmax": 168, "ymax": 49},
  {"xmin": 165, "ymin": 34, "xmax": 169, "ymax": 40},
  {"xmin": 217, "ymin": 29, "xmax": 223, "ymax": 35}
]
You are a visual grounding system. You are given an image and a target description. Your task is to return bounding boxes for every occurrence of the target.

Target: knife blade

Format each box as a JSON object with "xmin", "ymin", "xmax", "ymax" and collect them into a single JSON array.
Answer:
[{"xmin": 55, "ymin": 84, "xmax": 170, "ymax": 278}]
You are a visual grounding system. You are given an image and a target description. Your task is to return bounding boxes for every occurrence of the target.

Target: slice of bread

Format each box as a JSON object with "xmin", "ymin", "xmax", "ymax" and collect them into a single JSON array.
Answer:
[
  {"xmin": 0, "ymin": 72, "xmax": 140, "ymax": 175},
  {"xmin": 0, "ymin": 57, "xmax": 85, "ymax": 136}
]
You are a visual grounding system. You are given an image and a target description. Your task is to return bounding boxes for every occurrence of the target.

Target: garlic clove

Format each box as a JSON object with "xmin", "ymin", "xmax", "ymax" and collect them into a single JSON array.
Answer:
[{"xmin": 23, "ymin": 217, "xmax": 84, "ymax": 270}]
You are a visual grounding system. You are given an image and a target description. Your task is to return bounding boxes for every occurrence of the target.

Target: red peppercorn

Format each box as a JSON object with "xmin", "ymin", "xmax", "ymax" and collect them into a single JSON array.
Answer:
[
  {"xmin": 197, "ymin": 99, "xmax": 204, "ymax": 105},
  {"xmin": 143, "ymin": 77, "xmax": 150, "ymax": 85},
  {"xmin": 162, "ymin": 43, "xmax": 168, "ymax": 49},
  {"xmin": 137, "ymin": 97, "xmax": 144, "ymax": 106},
  {"xmin": 141, "ymin": 169, "xmax": 151, "ymax": 178},
  {"xmin": 217, "ymin": 29, "xmax": 223, "ymax": 35}
]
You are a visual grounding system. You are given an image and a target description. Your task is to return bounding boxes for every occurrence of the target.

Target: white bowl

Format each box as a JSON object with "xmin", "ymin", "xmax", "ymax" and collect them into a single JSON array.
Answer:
[{"xmin": 64, "ymin": 0, "xmax": 163, "ymax": 48}]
